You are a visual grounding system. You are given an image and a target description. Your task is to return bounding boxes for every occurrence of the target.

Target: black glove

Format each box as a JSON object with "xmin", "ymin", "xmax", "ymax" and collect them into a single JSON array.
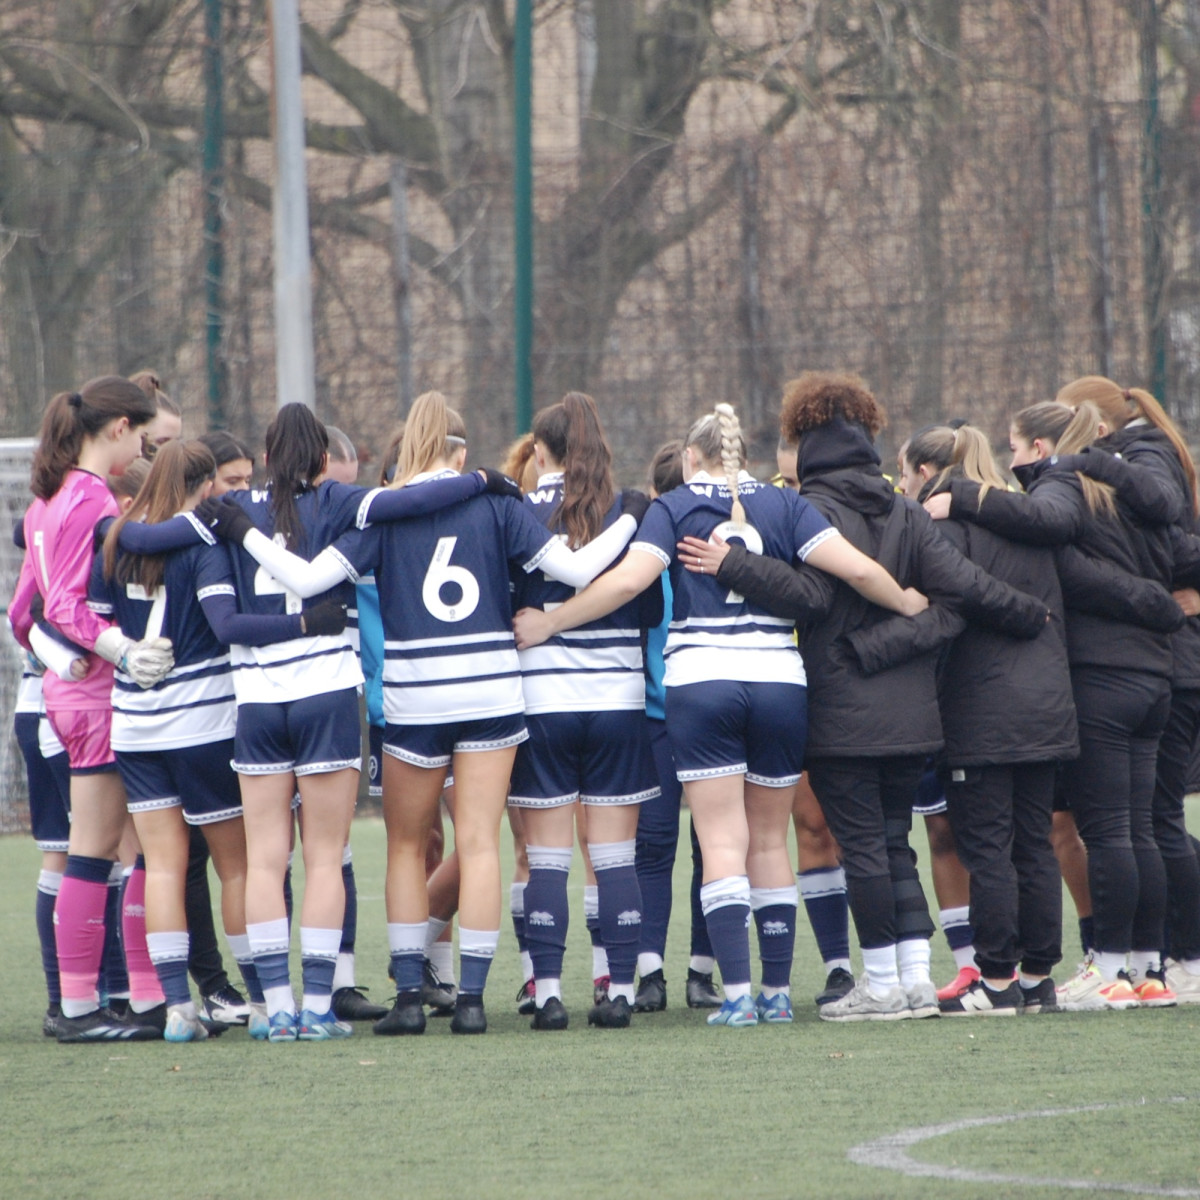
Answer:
[
  {"xmin": 1052, "ymin": 447, "xmax": 1114, "ymax": 480},
  {"xmin": 301, "ymin": 599, "xmax": 347, "ymax": 637},
  {"xmin": 481, "ymin": 467, "xmax": 523, "ymax": 500},
  {"xmin": 196, "ymin": 496, "xmax": 256, "ymax": 543},
  {"xmin": 621, "ymin": 489, "xmax": 651, "ymax": 524}
]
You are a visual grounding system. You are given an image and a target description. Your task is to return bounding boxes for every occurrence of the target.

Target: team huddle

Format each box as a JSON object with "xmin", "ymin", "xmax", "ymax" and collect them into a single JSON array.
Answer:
[{"xmin": 10, "ymin": 366, "xmax": 1200, "ymax": 1043}]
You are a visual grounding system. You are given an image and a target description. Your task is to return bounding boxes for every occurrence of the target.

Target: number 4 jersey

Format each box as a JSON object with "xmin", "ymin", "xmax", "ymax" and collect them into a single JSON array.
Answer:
[
  {"xmin": 221, "ymin": 482, "xmax": 365, "ymax": 705},
  {"xmin": 333, "ymin": 470, "xmax": 560, "ymax": 725}
]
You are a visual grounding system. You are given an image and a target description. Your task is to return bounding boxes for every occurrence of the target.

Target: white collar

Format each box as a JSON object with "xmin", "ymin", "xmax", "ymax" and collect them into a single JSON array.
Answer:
[
  {"xmin": 536, "ymin": 471, "xmax": 565, "ymax": 486},
  {"xmin": 689, "ymin": 468, "xmax": 756, "ymax": 486},
  {"xmin": 406, "ymin": 467, "xmax": 460, "ymax": 486}
]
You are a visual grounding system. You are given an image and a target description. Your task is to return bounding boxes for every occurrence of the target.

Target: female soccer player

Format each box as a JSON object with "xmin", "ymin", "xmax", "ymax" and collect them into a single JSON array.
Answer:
[
  {"xmin": 1054, "ymin": 376, "xmax": 1200, "ymax": 1003},
  {"xmin": 9, "ymin": 377, "xmax": 172, "ymax": 1042},
  {"xmin": 202, "ymin": 391, "xmax": 643, "ymax": 1035},
  {"xmin": 508, "ymin": 392, "xmax": 661, "ymax": 1030},
  {"xmin": 515, "ymin": 401, "xmax": 927, "ymax": 1027},
  {"xmin": 898, "ymin": 423, "xmax": 1078, "ymax": 1013}
]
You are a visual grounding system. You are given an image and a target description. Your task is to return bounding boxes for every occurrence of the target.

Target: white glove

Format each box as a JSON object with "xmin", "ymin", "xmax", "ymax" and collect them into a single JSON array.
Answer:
[
  {"xmin": 93, "ymin": 625, "xmax": 133, "ymax": 667},
  {"xmin": 124, "ymin": 636, "xmax": 175, "ymax": 689}
]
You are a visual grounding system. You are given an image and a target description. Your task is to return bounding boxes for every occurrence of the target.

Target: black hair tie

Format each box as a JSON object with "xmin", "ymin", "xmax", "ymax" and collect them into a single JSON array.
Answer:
[{"xmin": 67, "ymin": 392, "xmax": 82, "ymax": 409}]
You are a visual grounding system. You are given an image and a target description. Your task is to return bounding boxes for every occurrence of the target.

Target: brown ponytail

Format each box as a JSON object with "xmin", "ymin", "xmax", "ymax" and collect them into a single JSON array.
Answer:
[
  {"xmin": 532, "ymin": 392, "xmax": 615, "ymax": 547},
  {"xmin": 31, "ymin": 376, "xmax": 157, "ymax": 500},
  {"xmin": 105, "ymin": 440, "xmax": 216, "ymax": 592}
]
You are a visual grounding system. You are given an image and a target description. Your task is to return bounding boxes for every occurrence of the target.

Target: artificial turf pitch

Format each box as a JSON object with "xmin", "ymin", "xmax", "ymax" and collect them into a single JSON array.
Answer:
[{"xmin": 2, "ymin": 812, "xmax": 1199, "ymax": 1200}]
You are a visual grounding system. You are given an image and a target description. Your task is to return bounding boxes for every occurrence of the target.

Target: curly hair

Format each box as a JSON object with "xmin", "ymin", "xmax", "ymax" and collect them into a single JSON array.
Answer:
[{"xmin": 779, "ymin": 371, "xmax": 887, "ymax": 440}]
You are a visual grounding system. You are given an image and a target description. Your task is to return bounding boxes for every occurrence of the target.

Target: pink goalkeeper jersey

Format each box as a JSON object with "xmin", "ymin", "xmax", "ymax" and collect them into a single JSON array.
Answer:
[{"xmin": 11, "ymin": 469, "xmax": 117, "ymax": 712}]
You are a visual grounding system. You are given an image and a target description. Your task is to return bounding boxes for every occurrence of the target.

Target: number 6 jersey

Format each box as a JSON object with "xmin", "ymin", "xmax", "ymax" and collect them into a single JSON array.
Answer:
[{"xmin": 334, "ymin": 469, "xmax": 561, "ymax": 726}]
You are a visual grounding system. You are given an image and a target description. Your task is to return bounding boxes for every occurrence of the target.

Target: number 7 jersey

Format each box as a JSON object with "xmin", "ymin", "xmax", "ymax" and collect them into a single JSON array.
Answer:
[{"xmin": 333, "ymin": 470, "xmax": 558, "ymax": 725}]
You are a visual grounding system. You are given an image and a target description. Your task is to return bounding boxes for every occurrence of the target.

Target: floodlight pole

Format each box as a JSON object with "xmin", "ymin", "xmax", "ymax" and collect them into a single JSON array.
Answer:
[
  {"xmin": 267, "ymin": 0, "xmax": 316, "ymax": 410},
  {"xmin": 513, "ymin": 0, "xmax": 534, "ymax": 434}
]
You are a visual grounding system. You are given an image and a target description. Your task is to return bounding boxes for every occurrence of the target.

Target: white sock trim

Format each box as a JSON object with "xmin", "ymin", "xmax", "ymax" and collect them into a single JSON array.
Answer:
[
  {"xmin": 387, "ymin": 922, "xmax": 427, "ymax": 957},
  {"xmin": 750, "ymin": 884, "xmax": 799, "ymax": 910},
  {"xmin": 526, "ymin": 844, "xmax": 574, "ymax": 872},
  {"xmin": 589, "ymin": 839, "xmax": 636, "ymax": 872},
  {"xmin": 299, "ymin": 926, "xmax": 342, "ymax": 961},
  {"xmin": 700, "ymin": 875, "xmax": 751, "ymax": 916}
]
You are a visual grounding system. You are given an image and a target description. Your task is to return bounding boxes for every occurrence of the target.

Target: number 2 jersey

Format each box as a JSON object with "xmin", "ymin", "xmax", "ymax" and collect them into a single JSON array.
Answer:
[
  {"xmin": 513, "ymin": 472, "xmax": 651, "ymax": 715},
  {"xmin": 334, "ymin": 470, "xmax": 560, "ymax": 726},
  {"xmin": 631, "ymin": 471, "xmax": 837, "ymax": 688},
  {"xmin": 221, "ymin": 482, "xmax": 366, "ymax": 705}
]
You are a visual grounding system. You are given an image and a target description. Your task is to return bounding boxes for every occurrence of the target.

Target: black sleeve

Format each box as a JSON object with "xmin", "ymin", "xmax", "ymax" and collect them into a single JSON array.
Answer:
[
  {"xmin": 1056, "ymin": 545, "xmax": 1184, "ymax": 633},
  {"xmin": 1055, "ymin": 447, "xmax": 1184, "ymax": 526},
  {"xmin": 713, "ymin": 544, "xmax": 836, "ymax": 622},
  {"xmin": 1171, "ymin": 528, "xmax": 1200, "ymax": 590},
  {"xmin": 847, "ymin": 604, "xmax": 967, "ymax": 677},
  {"xmin": 913, "ymin": 517, "xmax": 1048, "ymax": 639},
  {"xmin": 950, "ymin": 477, "xmax": 1083, "ymax": 546},
  {"xmin": 12, "ymin": 519, "xmax": 25, "ymax": 550}
]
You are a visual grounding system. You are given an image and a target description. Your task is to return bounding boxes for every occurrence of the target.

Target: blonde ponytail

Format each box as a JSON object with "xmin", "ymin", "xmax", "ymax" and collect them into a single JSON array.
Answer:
[{"xmin": 1056, "ymin": 402, "xmax": 1116, "ymax": 517}]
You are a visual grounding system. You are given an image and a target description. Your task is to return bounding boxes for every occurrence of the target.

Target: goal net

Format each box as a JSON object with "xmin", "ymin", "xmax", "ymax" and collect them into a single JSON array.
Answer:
[{"xmin": 0, "ymin": 439, "xmax": 36, "ymax": 833}]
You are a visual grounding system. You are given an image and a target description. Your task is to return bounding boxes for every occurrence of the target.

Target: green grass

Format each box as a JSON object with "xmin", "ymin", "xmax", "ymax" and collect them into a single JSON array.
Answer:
[{"xmin": 2, "ymin": 809, "xmax": 1200, "ymax": 1200}]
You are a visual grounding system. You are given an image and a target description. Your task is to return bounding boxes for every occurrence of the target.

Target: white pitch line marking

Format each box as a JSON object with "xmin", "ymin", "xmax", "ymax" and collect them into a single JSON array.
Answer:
[{"xmin": 848, "ymin": 1097, "xmax": 1200, "ymax": 1196}]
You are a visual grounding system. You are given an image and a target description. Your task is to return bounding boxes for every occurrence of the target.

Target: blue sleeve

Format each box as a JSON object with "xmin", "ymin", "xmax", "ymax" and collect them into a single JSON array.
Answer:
[
  {"xmin": 200, "ymin": 592, "xmax": 305, "ymax": 647},
  {"xmin": 330, "ymin": 525, "xmax": 381, "ymax": 578},
  {"xmin": 502, "ymin": 496, "xmax": 557, "ymax": 570},
  {"xmin": 630, "ymin": 498, "xmax": 675, "ymax": 566},
  {"xmin": 360, "ymin": 472, "xmax": 486, "ymax": 526},
  {"xmin": 788, "ymin": 493, "xmax": 837, "ymax": 561},
  {"xmin": 356, "ymin": 581, "xmax": 385, "ymax": 728},
  {"xmin": 116, "ymin": 513, "xmax": 214, "ymax": 555}
]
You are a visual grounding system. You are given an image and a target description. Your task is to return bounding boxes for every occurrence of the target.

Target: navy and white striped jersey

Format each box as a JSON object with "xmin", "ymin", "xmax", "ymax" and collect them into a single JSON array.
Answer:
[
  {"xmin": 513, "ymin": 473, "xmax": 645, "ymax": 714},
  {"xmin": 88, "ymin": 540, "xmax": 237, "ymax": 751},
  {"xmin": 336, "ymin": 470, "xmax": 558, "ymax": 725},
  {"xmin": 632, "ymin": 470, "xmax": 836, "ymax": 687},
  {"xmin": 221, "ymin": 483, "xmax": 365, "ymax": 705}
]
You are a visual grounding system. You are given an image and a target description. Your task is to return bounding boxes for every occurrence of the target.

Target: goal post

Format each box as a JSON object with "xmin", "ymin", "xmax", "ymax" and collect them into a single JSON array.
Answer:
[{"xmin": 0, "ymin": 440, "xmax": 37, "ymax": 833}]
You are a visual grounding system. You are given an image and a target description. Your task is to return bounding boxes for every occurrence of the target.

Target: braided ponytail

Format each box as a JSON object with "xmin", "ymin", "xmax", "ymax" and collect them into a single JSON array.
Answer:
[{"xmin": 714, "ymin": 404, "xmax": 746, "ymax": 524}]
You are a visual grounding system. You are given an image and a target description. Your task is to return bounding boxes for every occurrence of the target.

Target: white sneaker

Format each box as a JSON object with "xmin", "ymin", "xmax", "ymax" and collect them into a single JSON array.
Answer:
[
  {"xmin": 818, "ymin": 975, "xmax": 909, "ymax": 1022},
  {"xmin": 905, "ymin": 980, "xmax": 940, "ymax": 1019},
  {"xmin": 1055, "ymin": 959, "xmax": 1139, "ymax": 1011},
  {"xmin": 1164, "ymin": 960, "xmax": 1200, "ymax": 1005},
  {"xmin": 164, "ymin": 1006, "xmax": 209, "ymax": 1043}
]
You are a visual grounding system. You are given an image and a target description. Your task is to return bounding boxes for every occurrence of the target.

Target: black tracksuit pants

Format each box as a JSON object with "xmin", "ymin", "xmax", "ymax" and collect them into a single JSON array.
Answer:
[
  {"xmin": 1152, "ymin": 687, "xmax": 1200, "ymax": 960},
  {"xmin": 806, "ymin": 754, "xmax": 935, "ymax": 951},
  {"xmin": 1061, "ymin": 666, "xmax": 1171, "ymax": 957},
  {"xmin": 943, "ymin": 761, "xmax": 1061, "ymax": 978}
]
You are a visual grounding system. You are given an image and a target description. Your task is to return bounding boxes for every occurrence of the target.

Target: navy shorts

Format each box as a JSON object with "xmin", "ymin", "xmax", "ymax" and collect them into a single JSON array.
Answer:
[
  {"xmin": 509, "ymin": 710, "xmax": 661, "ymax": 808},
  {"xmin": 15, "ymin": 712, "xmax": 70, "ymax": 851},
  {"xmin": 118, "ymin": 740, "xmax": 243, "ymax": 825},
  {"xmin": 383, "ymin": 713, "xmax": 527, "ymax": 770},
  {"xmin": 665, "ymin": 681, "xmax": 806, "ymax": 788},
  {"xmin": 234, "ymin": 688, "xmax": 362, "ymax": 777},
  {"xmin": 912, "ymin": 764, "xmax": 947, "ymax": 817},
  {"xmin": 368, "ymin": 725, "xmax": 383, "ymax": 798}
]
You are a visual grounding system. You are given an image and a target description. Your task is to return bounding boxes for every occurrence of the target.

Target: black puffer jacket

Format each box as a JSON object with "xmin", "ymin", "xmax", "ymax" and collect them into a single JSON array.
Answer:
[
  {"xmin": 948, "ymin": 456, "xmax": 1181, "ymax": 678},
  {"xmin": 862, "ymin": 478, "xmax": 1078, "ymax": 767},
  {"xmin": 713, "ymin": 419, "xmax": 1049, "ymax": 759},
  {"xmin": 1067, "ymin": 423, "xmax": 1200, "ymax": 690}
]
